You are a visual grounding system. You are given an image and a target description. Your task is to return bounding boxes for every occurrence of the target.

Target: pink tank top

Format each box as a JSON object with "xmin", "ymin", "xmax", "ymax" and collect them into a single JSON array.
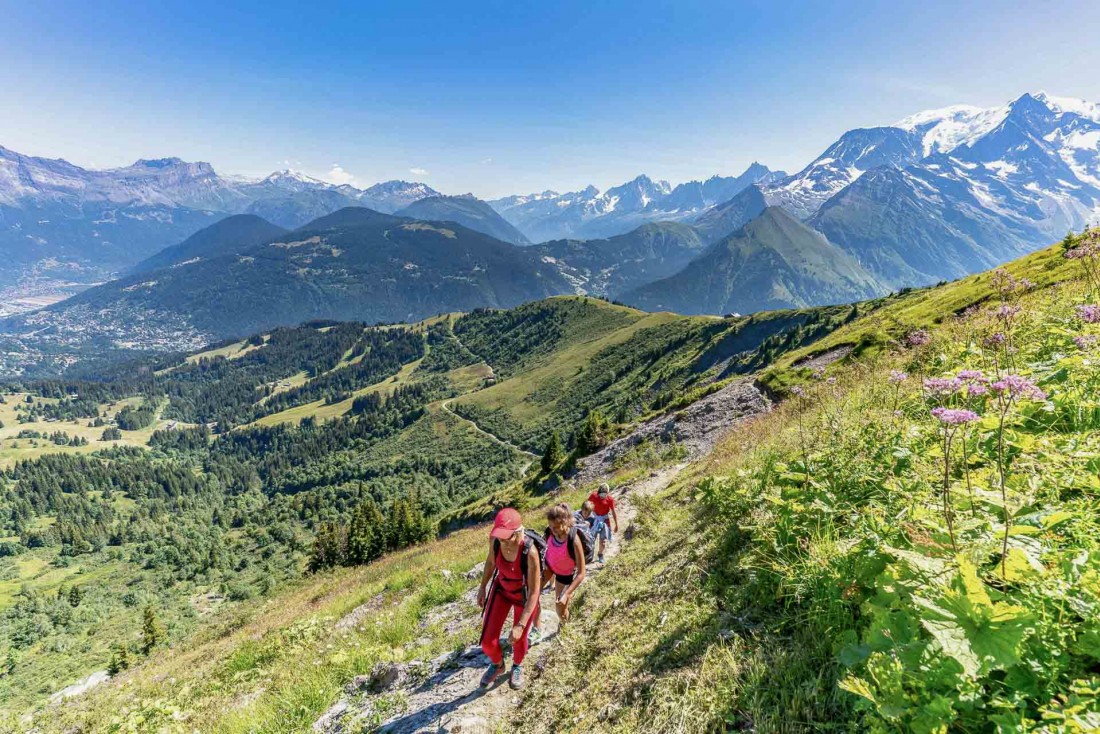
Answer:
[{"xmin": 545, "ymin": 532, "xmax": 576, "ymax": 576}]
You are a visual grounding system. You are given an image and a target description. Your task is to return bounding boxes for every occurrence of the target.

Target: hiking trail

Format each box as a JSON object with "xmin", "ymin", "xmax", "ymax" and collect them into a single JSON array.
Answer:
[
  {"xmin": 313, "ymin": 378, "xmax": 771, "ymax": 733},
  {"xmin": 439, "ymin": 399, "xmax": 538, "ymax": 466},
  {"xmin": 314, "ymin": 464, "xmax": 685, "ymax": 734}
]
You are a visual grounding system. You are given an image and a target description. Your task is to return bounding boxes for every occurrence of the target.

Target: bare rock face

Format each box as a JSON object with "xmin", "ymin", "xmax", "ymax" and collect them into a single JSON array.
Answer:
[
  {"xmin": 576, "ymin": 379, "xmax": 769, "ymax": 484},
  {"xmin": 464, "ymin": 562, "xmax": 485, "ymax": 581}
]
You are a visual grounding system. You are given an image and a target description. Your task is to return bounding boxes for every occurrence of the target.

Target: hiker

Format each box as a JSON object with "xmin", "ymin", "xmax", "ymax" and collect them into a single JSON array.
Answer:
[
  {"xmin": 530, "ymin": 501, "xmax": 593, "ymax": 644},
  {"xmin": 543, "ymin": 503, "xmax": 587, "ymax": 622},
  {"xmin": 477, "ymin": 508, "xmax": 542, "ymax": 690},
  {"xmin": 574, "ymin": 500, "xmax": 596, "ymax": 529},
  {"xmin": 588, "ymin": 483, "xmax": 618, "ymax": 564}
]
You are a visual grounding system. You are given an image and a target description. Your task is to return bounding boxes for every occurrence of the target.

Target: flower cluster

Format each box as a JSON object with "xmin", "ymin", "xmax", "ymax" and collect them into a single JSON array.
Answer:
[
  {"xmin": 1064, "ymin": 240, "xmax": 1099, "ymax": 260},
  {"xmin": 888, "ymin": 370, "xmax": 909, "ymax": 384},
  {"xmin": 931, "ymin": 407, "xmax": 980, "ymax": 425},
  {"xmin": 1074, "ymin": 334, "xmax": 1098, "ymax": 350},
  {"xmin": 990, "ymin": 374, "xmax": 1047, "ymax": 401},
  {"xmin": 906, "ymin": 329, "xmax": 931, "ymax": 348},
  {"xmin": 995, "ymin": 303, "xmax": 1021, "ymax": 321},
  {"xmin": 924, "ymin": 376, "xmax": 963, "ymax": 396},
  {"xmin": 1076, "ymin": 304, "xmax": 1100, "ymax": 324},
  {"xmin": 983, "ymin": 332, "xmax": 1007, "ymax": 348},
  {"xmin": 990, "ymin": 268, "xmax": 1032, "ymax": 296}
]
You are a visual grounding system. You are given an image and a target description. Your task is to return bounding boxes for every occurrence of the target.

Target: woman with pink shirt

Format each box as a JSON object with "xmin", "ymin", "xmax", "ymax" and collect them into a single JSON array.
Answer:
[{"xmin": 542, "ymin": 503, "xmax": 587, "ymax": 622}]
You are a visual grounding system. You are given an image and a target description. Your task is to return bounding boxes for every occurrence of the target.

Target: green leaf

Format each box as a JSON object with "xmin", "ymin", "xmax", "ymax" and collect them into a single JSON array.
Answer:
[
  {"xmin": 1002, "ymin": 548, "xmax": 1044, "ymax": 582},
  {"xmin": 838, "ymin": 675, "xmax": 877, "ymax": 704}
]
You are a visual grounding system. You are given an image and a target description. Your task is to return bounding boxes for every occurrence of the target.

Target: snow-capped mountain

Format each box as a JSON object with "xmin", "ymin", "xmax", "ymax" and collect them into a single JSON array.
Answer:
[
  {"xmin": 354, "ymin": 181, "xmax": 442, "ymax": 213},
  {"xmin": 0, "ymin": 146, "xmax": 440, "ymax": 289},
  {"xmin": 489, "ymin": 165, "xmax": 784, "ymax": 242},
  {"xmin": 690, "ymin": 92, "xmax": 1100, "ymax": 287},
  {"xmin": 810, "ymin": 92, "xmax": 1100, "ymax": 286}
]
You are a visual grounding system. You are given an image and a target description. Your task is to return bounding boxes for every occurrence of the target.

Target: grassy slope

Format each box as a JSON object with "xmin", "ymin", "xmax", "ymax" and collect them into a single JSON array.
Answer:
[
  {"xmin": 762, "ymin": 241, "xmax": 1077, "ymax": 387},
  {"xmin": 21, "ymin": 255, "xmax": 1078, "ymax": 726},
  {"xmin": 514, "ymin": 242, "xmax": 1100, "ymax": 732},
  {"xmin": 19, "ymin": 458, "xmax": 641, "ymax": 734},
  {"xmin": 0, "ymin": 394, "xmax": 183, "ymax": 469},
  {"xmin": 450, "ymin": 295, "xmax": 847, "ymax": 451}
]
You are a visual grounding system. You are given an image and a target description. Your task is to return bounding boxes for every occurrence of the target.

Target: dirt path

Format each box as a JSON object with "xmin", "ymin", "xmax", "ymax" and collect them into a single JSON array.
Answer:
[
  {"xmin": 313, "ymin": 381, "xmax": 771, "ymax": 733},
  {"xmin": 314, "ymin": 464, "xmax": 686, "ymax": 734},
  {"xmin": 440, "ymin": 399, "xmax": 538, "ymax": 463}
]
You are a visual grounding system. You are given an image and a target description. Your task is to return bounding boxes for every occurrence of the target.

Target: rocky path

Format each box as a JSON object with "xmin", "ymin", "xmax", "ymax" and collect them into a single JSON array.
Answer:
[
  {"xmin": 314, "ymin": 380, "xmax": 771, "ymax": 733},
  {"xmin": 314, "ymin": 464, "xmax": 686, "ymax": 734}
]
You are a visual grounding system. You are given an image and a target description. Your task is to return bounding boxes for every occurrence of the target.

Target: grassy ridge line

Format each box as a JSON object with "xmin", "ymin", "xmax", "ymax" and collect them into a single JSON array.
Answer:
[{"xmin": 762, "ymin": 240, "xmax": 1076, "ymax": 388}]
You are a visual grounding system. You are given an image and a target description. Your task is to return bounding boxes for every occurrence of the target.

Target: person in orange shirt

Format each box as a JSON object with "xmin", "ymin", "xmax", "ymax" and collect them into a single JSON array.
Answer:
[{"xmin": 587, "ymin": 483, "xmax": 618, "ymax": 564}]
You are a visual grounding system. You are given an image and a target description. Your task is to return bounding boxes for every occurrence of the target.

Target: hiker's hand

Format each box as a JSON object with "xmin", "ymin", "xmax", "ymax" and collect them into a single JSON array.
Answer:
[
  {"xmin": 560, "ymin": 591, "xmax": 572, "ymax": 608},
  {"xmin": 510, "ymin": 624, "xmax": 524, "ymax": 645},
  {"xmin": 477, "ymin": 586, "xmax": 486, "ymax": 609}
]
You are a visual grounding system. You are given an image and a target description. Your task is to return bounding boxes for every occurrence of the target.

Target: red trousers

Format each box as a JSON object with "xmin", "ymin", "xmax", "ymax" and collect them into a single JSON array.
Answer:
[{"xmin": 480, "ymin": 583, "xmax": 539, "ymax": 665}]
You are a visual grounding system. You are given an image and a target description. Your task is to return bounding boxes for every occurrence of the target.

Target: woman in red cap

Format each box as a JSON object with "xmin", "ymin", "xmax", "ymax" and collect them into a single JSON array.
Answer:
[{"xmin": 476, "ymin": 507, "xmax": 542, "ymax": 689}]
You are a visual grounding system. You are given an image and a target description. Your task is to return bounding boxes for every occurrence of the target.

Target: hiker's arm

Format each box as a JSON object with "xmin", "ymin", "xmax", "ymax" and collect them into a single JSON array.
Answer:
[
  {"xmin": 611, "ymin": 504, "xmax": 619, "ymax": 532},
  {"xmin": 477, "ymin": 539, "xmax": 495, "ymax": 609}
]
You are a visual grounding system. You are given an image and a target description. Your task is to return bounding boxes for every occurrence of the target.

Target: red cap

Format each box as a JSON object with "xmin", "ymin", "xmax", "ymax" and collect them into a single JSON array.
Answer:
[{"xmin": 491, "ymin": 508, "xmax": 522, "ymax": 539}]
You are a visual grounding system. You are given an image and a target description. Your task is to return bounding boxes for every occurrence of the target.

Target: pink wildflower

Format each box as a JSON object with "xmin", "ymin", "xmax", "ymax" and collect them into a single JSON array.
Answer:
[
  {"xmin": 991, "ymin": 374, "xmax": 1046, "ymax": 401},
  {"xmin": 983, "ymin": 332, "xmax": 1007, "ymax": 348},
  {"xmin": 1074, "ymin": 334, "xmax": 1098, "ymax": 350},
  {"xmin": 966, "ymin": 383, "xmax": 989, "ymax": 397},
  {"xmin": 888, "ymin": 370, "xmax": 909, "ymax": 384},
  {"xmin": 956, "ymin": 369, "xmax": 986, "ymax": 381},
  {"xmin": 924, "ymin": 377, "xmax": 963, "ymax": 395},
  {"xmin": 1076, "ymin": 304, "xmax": 1100, "ymax": 324},
  {"xmin": 906, "ymin": 329, "xmax": 931, "ymax": 347},
  {"xmin": 931, "ymin": 407, "xmax": 981, "ymax": 425},
  {"xmin": 790, "ymin": 386, "xmax": 806, "ymax": 397},
  {"xmin": 995, "ymin": 304, "xmax": 1021, "ymax": 321}
]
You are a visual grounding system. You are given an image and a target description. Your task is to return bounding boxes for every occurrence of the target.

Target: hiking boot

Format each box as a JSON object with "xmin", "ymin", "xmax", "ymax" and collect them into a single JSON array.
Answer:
[
  {"xmin": 480, "ymin": 662, "xmax": 505, "ymax": 688},
  {"xmin": 597, "ymin": 555, "xmax": 605, "ymax": 564},
  {"xmin": 509, "ymin": 664, "xmax": 524, "ymax": 690},
  {"xmin": 528, "ymin": 627, "xmax": 543, "ymax": 646}
]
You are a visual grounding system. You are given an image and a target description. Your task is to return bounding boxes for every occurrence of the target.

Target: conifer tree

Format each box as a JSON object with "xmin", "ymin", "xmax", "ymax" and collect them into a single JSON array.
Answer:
[
  {"xmin": 141, "ymin": 606, "xmax": 164, "ymax": 655},
  {"xmin": 308, "ymin": 521, "xmax": 346, "ymax": 572},
  {"xmin": 541, "ymin": 430, "xmax": 565, "ymax": 474},
  {"xmin": 575, "ymin": 410, "xmax": 609, "ymax": 455},
  {"xmin": 346, "ymin": 498, "xmax": 384, "ymax": 565}
]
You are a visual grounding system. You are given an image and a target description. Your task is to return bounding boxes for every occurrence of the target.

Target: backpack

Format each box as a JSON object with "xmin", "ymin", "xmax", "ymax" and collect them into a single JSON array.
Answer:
[
  {"xmin": 568, "ymin": 524, "xmax": 596, "ymax": 565},
  {"xmin": 493, "ymin": 529, "xmax": 547, "ymax": 599}
]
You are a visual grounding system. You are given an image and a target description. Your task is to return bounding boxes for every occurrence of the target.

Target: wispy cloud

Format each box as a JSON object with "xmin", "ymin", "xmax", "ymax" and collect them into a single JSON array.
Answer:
[
  {"xmin": 481, "ymin": 158, "xmax": 493, "ymax": 165},
  {"xmin": 409, "ymin": 167, "xmax": 429, "ymax": 176},
  {"xmin": 325, "ymin": 164, "xmax": 357, "ymax": 185}
]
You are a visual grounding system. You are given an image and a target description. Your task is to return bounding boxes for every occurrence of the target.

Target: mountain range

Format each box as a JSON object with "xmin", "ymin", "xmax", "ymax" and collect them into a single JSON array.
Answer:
[
  {"xmin": 9, "ymin": 208, "xmax": 571, "ymax": 349},
  {"xmin": 488, "ymin": 164, "xmax": 785, "ymax": 242},
  {"xmin": 709, "ymin": 92, "xmax": 1100, "ymax": 286},
  {"xmin": 3, "ymin": 91, "xmax": 1100, "ymax": 373},
  {"xmin": 623, "ymin": 207, "xmax": 882, "ymax": 314},
  {"xmin": 0, "ymin": 147, "xmax": 441, "ymax": 289}
]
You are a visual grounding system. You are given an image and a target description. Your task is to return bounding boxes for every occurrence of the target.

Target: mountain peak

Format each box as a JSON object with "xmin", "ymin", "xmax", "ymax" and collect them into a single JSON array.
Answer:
[
  {"xmin": 263, "ymin": 169, "xmax": 328, "ymax": 186},
  {"xmin": 132, "ymin": 157, "xmax": 187, "ymax": 168}
]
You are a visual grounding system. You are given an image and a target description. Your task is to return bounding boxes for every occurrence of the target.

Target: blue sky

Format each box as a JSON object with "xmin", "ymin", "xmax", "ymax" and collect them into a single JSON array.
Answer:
[{"xmin": 3, "ymin": 0, "xmax": 1100, "ymax": 198}]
